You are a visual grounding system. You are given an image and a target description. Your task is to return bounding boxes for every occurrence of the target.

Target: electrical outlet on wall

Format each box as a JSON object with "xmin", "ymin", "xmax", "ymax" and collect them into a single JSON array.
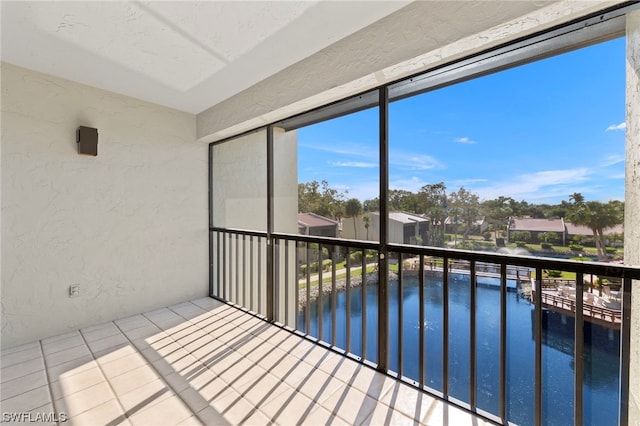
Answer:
[{"xmin": 69, "ymin": 284, "xmax": 80, "ymax": 297}]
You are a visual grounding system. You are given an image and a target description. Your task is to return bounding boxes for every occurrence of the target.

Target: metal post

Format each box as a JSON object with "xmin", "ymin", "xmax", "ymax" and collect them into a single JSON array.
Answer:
[
  {"xmin": 574, "ymin": 273, "xmax": 584, "ymax": 426},
  {"xmin": 306, "ymin": 243, "xmax": 311, "ymax": 334},
  {"xmin": 469, "ymin": 260, "xmax": 477, "ymax": 411},
  {"xmin": 378, "ymin": 86, "xmax": 390, "ymax": 371},
  {"xmin": 534, "ymin": 267, "xmax": 543, "ymax": 426},
  {"xmin": 419, "ymin": 255, "xmax": 425, "ymax": 388},
  {"xmin": 398, "ymin": 252, "xmax": 404, "ymax": 377},
  {"xmin": 346, "ymin": 247, "xmax": 352, "ymax": 353},
  {"xmin": 619, "ymin": 277, "xmax": 633, "ymax": 426},
  {"xmin": 331, "ymin": 245, "xmax": 337, "ymax": 346},
  {"xmin": 499, "ymin": 263, "xmax": 507, "ymax": 421},
  {"xmin": 443, "ymin": 256, "xmax": 449, "ymax": 398},
  {"xmin": 266, "ymin": 126, "xmax": 274, "ymax": 321},
  {"xmin": 208, "ymin": 143, "xmax": 214, "ymax": 297}
]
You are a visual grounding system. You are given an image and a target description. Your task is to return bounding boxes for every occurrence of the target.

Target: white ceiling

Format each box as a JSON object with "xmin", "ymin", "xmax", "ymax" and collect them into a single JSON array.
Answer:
[{"xmin": 1, "ymin": 1, "xmax": 411, "ymax": 114}]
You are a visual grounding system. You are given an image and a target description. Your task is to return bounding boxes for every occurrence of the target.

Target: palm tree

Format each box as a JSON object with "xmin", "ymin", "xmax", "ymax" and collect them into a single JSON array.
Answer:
[
  {"xmin": 363, "ymin": 214, "xmax": 371, "ymax": 240},
  {"xmin": 566, "ymin": 193, "xmax": 623, "ymax": 260},
  {"xmin": 345, "ymin": 198, "xmax": 362, "ymax": 239}
]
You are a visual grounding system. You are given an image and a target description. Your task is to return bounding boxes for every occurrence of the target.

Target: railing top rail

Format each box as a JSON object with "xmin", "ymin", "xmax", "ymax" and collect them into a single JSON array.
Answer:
[
  {"xmin": 211, "ymin": 227, "xmax": 267, "ymax": 238},
  {"xmin": 271, "ymin": 231, "xmax": 381, "ymax": 250},
  {"xmin": 213, "ymin": 227, "xmax": 640, "ymax": 280},
  {"xmin": 387, "ymin": 243, "xmax": 640, "ymax": 279}
]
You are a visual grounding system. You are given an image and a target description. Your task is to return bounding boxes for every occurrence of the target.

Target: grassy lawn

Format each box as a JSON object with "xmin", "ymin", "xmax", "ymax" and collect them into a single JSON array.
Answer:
[
  {"xmin": 299, "ymin": 262, "xmax": 400, "ymax": 288},
  {"xmin": 532, "ymin": 270, "xmax": 577, "ymax": 280}
]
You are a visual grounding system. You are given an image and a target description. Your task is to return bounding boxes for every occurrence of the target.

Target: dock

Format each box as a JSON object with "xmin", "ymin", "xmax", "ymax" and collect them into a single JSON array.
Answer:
[{"xmin": 532, "ymin": 282, "xmax": 622, "ymax": 330}]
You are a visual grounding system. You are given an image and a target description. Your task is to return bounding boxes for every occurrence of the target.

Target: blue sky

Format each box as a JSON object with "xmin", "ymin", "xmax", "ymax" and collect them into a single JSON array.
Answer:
[{"xmin": 297, "ymin": 37, "xmax": 626, "ymax": 204}]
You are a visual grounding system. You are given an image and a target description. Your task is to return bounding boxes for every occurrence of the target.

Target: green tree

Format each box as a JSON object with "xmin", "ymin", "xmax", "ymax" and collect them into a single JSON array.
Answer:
[
  {"xmin": 539, "ymin": 231, "xmax": 559, "ymax": 243},
  {"xmin": 298, "ymin": 180, "xmax": 346, "ymax": 219},
  {"xmin": 449, "ymin": 187, "xmax": 480, "ymax": 240},
  {"xmin": 565, "ymin": 193, "xmax": 624, "ymax": 260},
  {"xmin": 363, "ymin": 197, "xmax": 379, "ymax": 212},
  {"xmin": 388, "ymin": 189, "xmax": 419, "ymax": 212},
  {"xmin": 416, "ymin": 182, "xmax": 448, "ymax": 247},
  {"xmin": 481, "ymin": 196, "xmax": 517, "ymax": 235},
  {"xmin": 363, "ymin": 214, "xmax": 371, "ymax": 240},
  {"xmin": 345, "ymin": 198, "xmax": 363, "ymax": 239}
]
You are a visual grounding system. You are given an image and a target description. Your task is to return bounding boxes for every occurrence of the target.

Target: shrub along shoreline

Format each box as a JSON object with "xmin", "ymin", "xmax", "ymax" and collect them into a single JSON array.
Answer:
[{"xmin": 298, "ymin": 270, "xmax": 398, "ymax": 309}]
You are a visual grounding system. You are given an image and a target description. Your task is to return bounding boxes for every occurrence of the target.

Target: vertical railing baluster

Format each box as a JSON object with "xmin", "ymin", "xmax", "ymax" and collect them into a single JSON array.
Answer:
[
  {"xmin": 499, "ymin": 263, "xmax": 507, "ymax": 422},
  {"xmin": 443, "ymin": 256, "xmax": 449, "ymax": 398},
  {"xmin": 275, "ymin": 239, "xmax": 280, "ymax": 322},
  {"xmin": 361, "ymin": 249, "xmax": 367, "ymax": 360},
  {"xmin": 306, "ymin": 243, "xmax": 311, "ymax": 335},
  {"xmin": 331, "ymin": 245, "xmax": 337, "ymax": 347},
  {"xmin": 619, "ymin": 277, "xmax": 632, "ymax": 426},
  {"xmin": 346, "ymin": 247, "xmax": 352, "ymax": 353},
  {"xmin": 470, "ymin": 260, "xmax": 477, "ymax": 410},
  {"xmin": 257, "ymin": 236, "xmax": 262, "ymax": 315},
  {"xmin": 242, "ymin": 234, "xmax": 247, "ymax": 309},
  {"xmin": 235, "ymin": 234, "xmax": 240, "ymax": 304},
  {"xmin": 398, "ymin": 252, "xmax": 404, "ymax": 378},
  {"xmin": 574, "ymin": 272, "xmax": 584, "ymax": 426},
  {"xmin": 209, "ymin": 230, "xmax": 214, "ymax": 297},
  {"xmin": 295, "ymin": 241, "xmax": 300, "ymax": 330},
  {"xmin": 222, "ymin": 232, "xmax": 227, "ymax": 301},
  {"xmin": 534, "ymin": 266, "xmax": 543, "ymax": 426},
  {"xmin": 419, "ymin": 254, "xmax": 425, "ymax": 388},
  {"xmin": 285, "ymin": 240, "xmax": 290, "ymax": 328},
  {"xmin": 318, "ymin": 244, "xmax": 324, "ymax": 341},
  {"xmin": 216, "ymin": 232, "xmax": 221, "ymax": 298},
  {"xmin": 250, "ymin": 236, "xmax": 254, "ymax": 312}
]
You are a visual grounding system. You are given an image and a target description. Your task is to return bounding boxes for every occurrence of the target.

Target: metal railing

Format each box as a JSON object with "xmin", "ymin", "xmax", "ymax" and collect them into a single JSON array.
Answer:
[{"xmin": 210, "ymin": 227, "xmax": 640, "ymax": 426}]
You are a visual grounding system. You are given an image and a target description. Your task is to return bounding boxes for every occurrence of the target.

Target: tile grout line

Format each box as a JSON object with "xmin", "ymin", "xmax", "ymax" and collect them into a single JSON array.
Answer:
[
  {"xmin": 38, "ymin": 339, "xmax": 61, "ymax": 426},
  {"xmin": 111, "ymin": 315, "xmax": 203, "ymax": 424},
  {"xmin": 76, "ymin": 325, "xmax": 130, "ymax": 424},
  {"xmin": 140, "ymin": 307, "xmax": 223, "ymax": 424},
  {"xmin": 166, "ymin": 302, "xmax": 290, "ymax": 424}
]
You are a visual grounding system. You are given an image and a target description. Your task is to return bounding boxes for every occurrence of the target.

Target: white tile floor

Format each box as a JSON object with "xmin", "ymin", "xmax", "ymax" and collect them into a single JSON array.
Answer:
[{"xmin": 0, "ymin": 297, "xmax": 492, "ymax": 425}]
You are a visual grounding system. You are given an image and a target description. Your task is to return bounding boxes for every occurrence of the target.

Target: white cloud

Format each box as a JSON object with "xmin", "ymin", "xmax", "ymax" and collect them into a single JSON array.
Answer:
[
  {"xmin": 455, "ymin": 136, "xmax": 476, "ymax": 144},
  {"xmin": 338, "ymin": 181, "xmax": 379, "ymax": 201},
  {"xmin": 299, "ymin": 143, "xmax": 373, "ymax": 157},
  {"xmin": 473, "ymin": 168, "xmax": 591, "ymax": 201},
  {"xmin": 606, "ymin": 122, "xmax": 626, "ymax": 131},
  {"xmin": 390, "ymin": 153, "xmax": 443, "ymax": 170},
  {"xmin": 330, "ymin": 161, "xmax": 377, "ymax": 168},
  {"xmin": 601, "ymin": 155, "xmax": 624, "ymax": 167},
  {"xmin": 390, "ymin": 176, "xmax": 429, "ymax": 193}
]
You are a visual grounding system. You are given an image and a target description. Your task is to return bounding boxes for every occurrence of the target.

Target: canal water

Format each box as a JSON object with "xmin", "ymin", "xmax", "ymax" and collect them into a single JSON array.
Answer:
[{"xmin": 297, "ymin": 272, "xmax": 620, "ymax": 426}]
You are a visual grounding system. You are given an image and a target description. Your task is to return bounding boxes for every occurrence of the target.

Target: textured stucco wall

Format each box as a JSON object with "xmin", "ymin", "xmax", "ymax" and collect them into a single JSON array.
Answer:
[
  {"xmin": 626, "ymin": 9, "xmax": 640, "ymax": 426},
  {"xmin": 1, "ymin": 63, "xmax": 208, "ymax": 349}
]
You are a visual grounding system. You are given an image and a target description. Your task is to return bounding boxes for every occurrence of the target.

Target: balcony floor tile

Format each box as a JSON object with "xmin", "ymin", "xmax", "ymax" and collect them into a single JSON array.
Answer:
[{"xmin": 0, "ymin": 297, "xmax": 492, "ymax": 425}]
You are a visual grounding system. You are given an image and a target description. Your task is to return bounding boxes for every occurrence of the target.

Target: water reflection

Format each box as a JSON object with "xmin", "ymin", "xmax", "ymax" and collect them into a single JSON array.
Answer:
[{"xmin": 298, "ymin": 274, "xmax": 620, "ymax": 426}]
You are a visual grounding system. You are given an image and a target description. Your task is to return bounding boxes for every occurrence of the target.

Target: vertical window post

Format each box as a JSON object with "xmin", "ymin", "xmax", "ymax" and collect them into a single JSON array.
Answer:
[
  {"xmin": 378, "ymin": 86, "xmax": 389, "ymax": 371},
  {"xmin": 266, "ymin": 126, "xmax": 275, "ymax": 321},
  {"xmin": 208, "ymin": 143, "xmax": 214, "ymax": 297}
]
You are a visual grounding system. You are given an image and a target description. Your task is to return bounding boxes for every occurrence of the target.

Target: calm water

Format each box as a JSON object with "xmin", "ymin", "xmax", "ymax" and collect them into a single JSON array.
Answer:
[{"xmin": 297, "ymin": 272, "xmax": 620, "ymax": 426}]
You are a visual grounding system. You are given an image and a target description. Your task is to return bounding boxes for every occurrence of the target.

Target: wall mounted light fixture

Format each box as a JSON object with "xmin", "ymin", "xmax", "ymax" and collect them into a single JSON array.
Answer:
[{"xmin": 77, "ymin": 126, "xmax": 98, "ymax": 156}]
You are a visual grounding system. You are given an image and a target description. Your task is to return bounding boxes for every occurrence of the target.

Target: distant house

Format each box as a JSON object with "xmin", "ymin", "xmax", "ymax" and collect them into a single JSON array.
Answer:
[
  {"xmin": 565, "ymin": 222, "xmax": 624, "ymax": 242},
  {"xmin": 445, "ymin": 216, "xmax": 488, "ymax": 234},
  {"xmin": 367, "ymin": 211, "xmax": 429, "ymax": 245},
  {"xmin": 507, "ymin": 217, "xmax": 566, "ymax": 244},
  {"xmin": 297, "ymin": 213, "xmax": 339, "ymax": 238},
  {"xmin": 507, "ymin": 217, "xmax": 624, "ymax": 245}
]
